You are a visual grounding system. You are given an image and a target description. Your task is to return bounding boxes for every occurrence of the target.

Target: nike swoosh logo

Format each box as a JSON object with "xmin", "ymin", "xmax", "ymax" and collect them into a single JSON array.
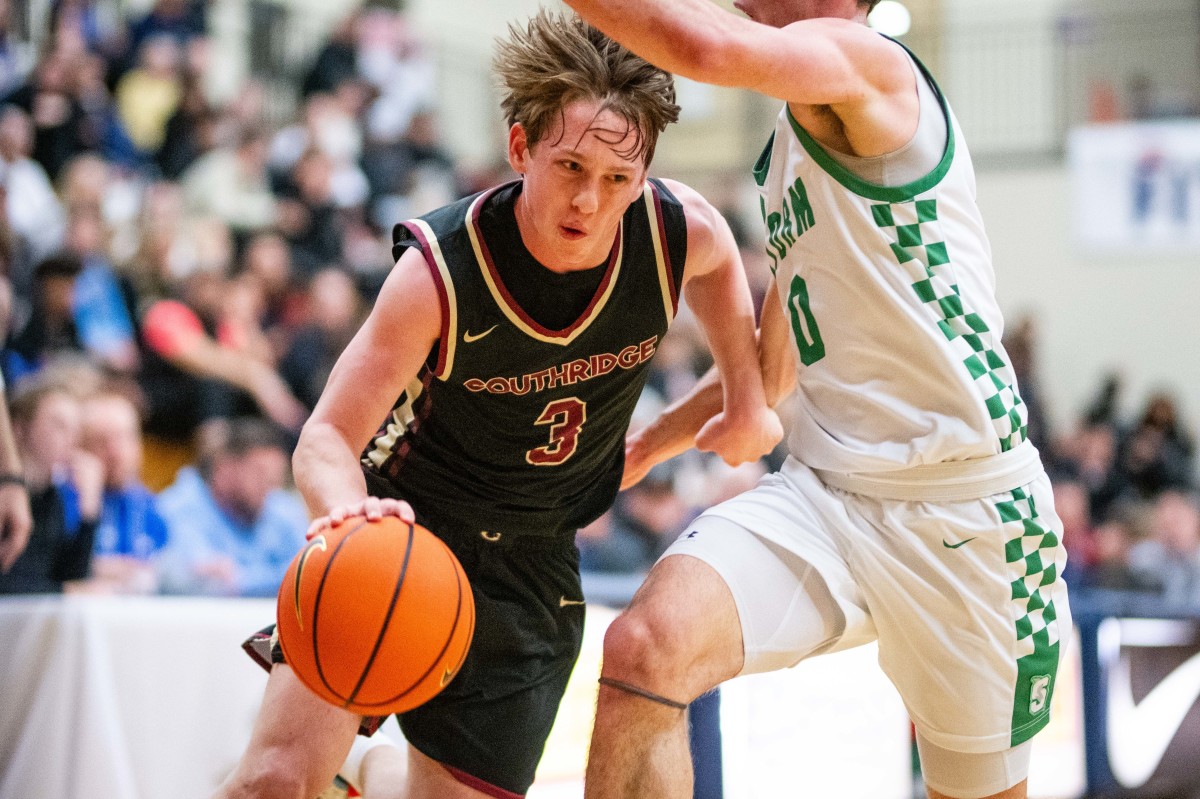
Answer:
[
  {"xmin": 559, "ymin": 596, "xmax": 586, "ymax": 608},
  {"xmin": 293, "ymin": 535, "xmax": 327, "ymax": 630},
  {"xmin": 1105, "ymin": 620, "xmax": 1200, "ymax": 787},
  {"xmin": 463, "ymin": 325, "xmax": 498, "ymax": 343},
  {"xmin": 440, "ymin": 667, "xmax": 456, "ymax": 687},
  {"xmin": 942, "ymin": 537, "xmax": 977, "ymax": 549}
]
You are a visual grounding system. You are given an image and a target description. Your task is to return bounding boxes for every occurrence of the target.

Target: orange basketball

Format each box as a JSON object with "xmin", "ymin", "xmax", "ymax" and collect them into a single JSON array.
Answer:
[{"xmin": 276, "ymin": 516, "xmax": 475, "ymax": 715}]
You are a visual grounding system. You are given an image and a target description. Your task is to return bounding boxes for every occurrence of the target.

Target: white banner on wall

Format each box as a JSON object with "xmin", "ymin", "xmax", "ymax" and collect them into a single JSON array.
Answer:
[{"xmin": 1070, "ymin": 121, "xmax": 1200, "ymax": 255}]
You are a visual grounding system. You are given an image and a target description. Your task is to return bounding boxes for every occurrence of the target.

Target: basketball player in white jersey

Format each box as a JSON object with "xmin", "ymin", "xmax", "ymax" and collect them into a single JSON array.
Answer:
[{"xmin": 562, "ymin": 2, "xmax": 1072, "ymax": 798}]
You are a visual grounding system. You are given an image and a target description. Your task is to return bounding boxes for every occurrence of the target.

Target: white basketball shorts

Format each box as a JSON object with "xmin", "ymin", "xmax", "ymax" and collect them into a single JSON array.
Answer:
[{"xmin": 661, "ymin": 455, "xmax": 1071, "ymax": 754}]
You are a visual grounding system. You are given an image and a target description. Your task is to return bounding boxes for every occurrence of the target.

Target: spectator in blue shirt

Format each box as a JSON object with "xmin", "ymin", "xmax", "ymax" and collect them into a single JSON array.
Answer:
[
  {"xmin": 64, "ymin": 208, "xmax": 140, "ymax": 375},
  {"xmin": 79, "ymin": 383, "xmax": 168, "ymax": 593},
  {"xmin": 155, "ymin": 416, "xmax": 306, "ymax": 597}
]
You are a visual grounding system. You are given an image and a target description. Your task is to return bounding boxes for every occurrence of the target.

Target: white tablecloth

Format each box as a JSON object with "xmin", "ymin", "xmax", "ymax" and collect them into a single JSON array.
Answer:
[
  {"xmin": 0, "ymin": 595, "xmax": 274, "ymax": 799},
  {"xmin": 2, "ymin": 595, "xmax": 1001, "ymax": 799}
]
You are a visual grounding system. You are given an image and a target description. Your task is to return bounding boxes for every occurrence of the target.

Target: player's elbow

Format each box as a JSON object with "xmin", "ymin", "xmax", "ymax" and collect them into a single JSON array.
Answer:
[
  {"xmin": 671, "ymin": 30, "xmax": 746, "ymax": 87},
  {"xmin": 292, "ymin": 420, "xmax": 348, "ymax": 478},
  {"xmin": 291, "ymin": 426, "xmax": 319, "ymax": 486}
]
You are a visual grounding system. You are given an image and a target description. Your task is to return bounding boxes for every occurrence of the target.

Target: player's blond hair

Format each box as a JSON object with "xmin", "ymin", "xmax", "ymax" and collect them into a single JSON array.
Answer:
[{"xmin": 493, "ymin": 10, "xmax": 679, "ymax": 166}]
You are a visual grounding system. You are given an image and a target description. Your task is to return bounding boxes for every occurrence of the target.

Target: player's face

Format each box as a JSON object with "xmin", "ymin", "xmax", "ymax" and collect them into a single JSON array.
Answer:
[{"xmin": 508, "ymin": 99, "xmax": 649, "ymax": 273}]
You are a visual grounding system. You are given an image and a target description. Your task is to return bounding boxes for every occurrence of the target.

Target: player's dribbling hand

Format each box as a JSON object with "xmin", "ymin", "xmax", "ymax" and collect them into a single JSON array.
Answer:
[
  {"xmin": 307, "ymin": 496, "xmax": 416, "ymax": 539},
  {"xmin": 695, "ymin": 406, "xmax": 783, "ymax": 468}
]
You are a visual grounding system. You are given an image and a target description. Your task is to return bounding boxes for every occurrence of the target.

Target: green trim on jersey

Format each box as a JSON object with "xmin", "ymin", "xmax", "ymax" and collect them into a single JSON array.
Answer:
[
  {"xmin": 785, "ymin": 47, "xmax": 956, "ymax": 203},
  {"xmin": 996, "ymin": 484, "xmax": 1063, "ymax": 746},
  {"xmin": 872, "ymin": 197, "xmax": 1028, "ymax": 452},
  {"xmin": 753, "ymin": 132, "xmax": 775, "ymax": 188}
]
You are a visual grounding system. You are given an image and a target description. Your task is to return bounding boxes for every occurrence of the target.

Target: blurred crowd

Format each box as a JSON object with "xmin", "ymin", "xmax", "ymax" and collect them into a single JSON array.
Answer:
[
  {"xmin": 1006, "ymin": 317, "xmax": 1200, "ymax": 613},
  {"xmin": 0, "ymin": 1, "xmax": 1196, "ymax": 618},
  {"xmin": 0, "ymin": 0, "xmax": 475, "ymax": 597}
]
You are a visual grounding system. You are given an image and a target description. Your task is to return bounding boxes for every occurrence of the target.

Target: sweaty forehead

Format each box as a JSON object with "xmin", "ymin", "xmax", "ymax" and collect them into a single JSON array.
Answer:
[{"xmin": 548, "ymin": 100, "xmax": 643, "ymax": 165}]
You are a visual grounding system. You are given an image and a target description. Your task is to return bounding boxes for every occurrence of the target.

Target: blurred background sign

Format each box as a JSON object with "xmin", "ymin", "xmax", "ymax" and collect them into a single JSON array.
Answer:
[{"xmin": 1071, "ymin": 122, "xmax": 1200, "ymax": 255}]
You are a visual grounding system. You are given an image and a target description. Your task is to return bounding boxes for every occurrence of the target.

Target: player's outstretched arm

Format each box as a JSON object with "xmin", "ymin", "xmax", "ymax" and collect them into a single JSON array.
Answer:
[
  {"xmin": 642, "ymin": 181, "xmax": 783, "ymax": 469},
  {"xmin": 622, "ymin": 369, "xmax": 720, "ymax": 491},
  {"xmin": 294, "ymin": 248, "xmax": 441, "ymax": 536},
  {"xmin": 622, "ymin": 278, "xmax": 795, "ymax": 489},
  {"xmin": 562, "ymin": 0, "xmax": 904, "ymax": 107}
]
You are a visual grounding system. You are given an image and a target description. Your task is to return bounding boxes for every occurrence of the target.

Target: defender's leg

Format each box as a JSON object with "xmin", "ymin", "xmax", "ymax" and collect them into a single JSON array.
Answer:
[{"xmin": 584, "ymin": 552, "xmax": 744, "ymax": 799}]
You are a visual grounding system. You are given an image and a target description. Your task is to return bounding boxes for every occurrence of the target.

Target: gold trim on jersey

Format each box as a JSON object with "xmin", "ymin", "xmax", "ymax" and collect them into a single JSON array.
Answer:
[
  {"xmin": 642, "ymin": 182, "xmax": 676, "ymax": 327},
  {"xmin": 407, "ymin": 217, "xmax": 458, "ymax": 378},
  {"xmin": 465, "ymin": 191, "xmax": 624, "ymax": 347}
]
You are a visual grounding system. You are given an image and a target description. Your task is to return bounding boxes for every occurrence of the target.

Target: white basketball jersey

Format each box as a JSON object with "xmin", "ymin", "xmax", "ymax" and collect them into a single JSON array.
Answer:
[{"xmin": 757, "ymin": 46, "xmax": 1027, "ymax": 474}]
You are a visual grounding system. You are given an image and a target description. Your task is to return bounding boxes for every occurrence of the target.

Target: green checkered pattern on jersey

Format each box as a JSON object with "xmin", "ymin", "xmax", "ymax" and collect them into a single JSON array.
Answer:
[
  {"xmin": 996, "ymin": 484, "xmax": 1062, "ymax": 745},
  {"xmin": 999, "ymin": 486, "xmax": 1061, "ymax": 645},
  {"xmin": 872, "ymin": 198, "xmax": 1028, "ymax": 452}
]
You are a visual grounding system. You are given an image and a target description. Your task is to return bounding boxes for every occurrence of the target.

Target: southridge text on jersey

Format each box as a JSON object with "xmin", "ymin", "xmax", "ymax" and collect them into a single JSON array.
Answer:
[{"xmin": 464, "ymin": 336, "xmax": 659, "ymax": 395}]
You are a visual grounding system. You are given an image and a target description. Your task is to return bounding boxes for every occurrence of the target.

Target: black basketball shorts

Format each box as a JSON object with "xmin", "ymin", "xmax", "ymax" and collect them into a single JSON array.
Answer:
[{"xmin": 244, "ymin": 470, "xmax": 586, "ymax": 798}]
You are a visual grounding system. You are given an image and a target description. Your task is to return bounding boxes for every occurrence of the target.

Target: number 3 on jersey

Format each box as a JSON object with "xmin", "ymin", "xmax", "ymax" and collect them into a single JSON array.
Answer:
[
  {"xmin": 787, "ymin": 275, "xmax": 826, "ymax": 365},
  {"xmin": 527, "ymin": 397, "xmax": 587, "ymax": 466}
]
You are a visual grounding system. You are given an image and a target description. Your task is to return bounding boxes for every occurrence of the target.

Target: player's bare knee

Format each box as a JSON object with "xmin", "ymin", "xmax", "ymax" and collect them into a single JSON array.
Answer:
[
  {"xmin": 604, "ymin": 611, "xmax": 664, "ymax": 678},
  {"xmin": 602, "ymin": 611, "xmax": 652, "ymax": 673},
  {"xmin": 602, "ymin": 607, "xmax": 702, "ymax": 693}
]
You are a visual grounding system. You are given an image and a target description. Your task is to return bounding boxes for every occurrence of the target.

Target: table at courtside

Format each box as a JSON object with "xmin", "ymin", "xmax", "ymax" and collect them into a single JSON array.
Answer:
[
  {"xmin": 0, "ymin": 594, "xmax": 611, "ymax": 799},
  {"xmin": 0, "ymin": 595, "xmax": 273, "ymax": 799}
]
